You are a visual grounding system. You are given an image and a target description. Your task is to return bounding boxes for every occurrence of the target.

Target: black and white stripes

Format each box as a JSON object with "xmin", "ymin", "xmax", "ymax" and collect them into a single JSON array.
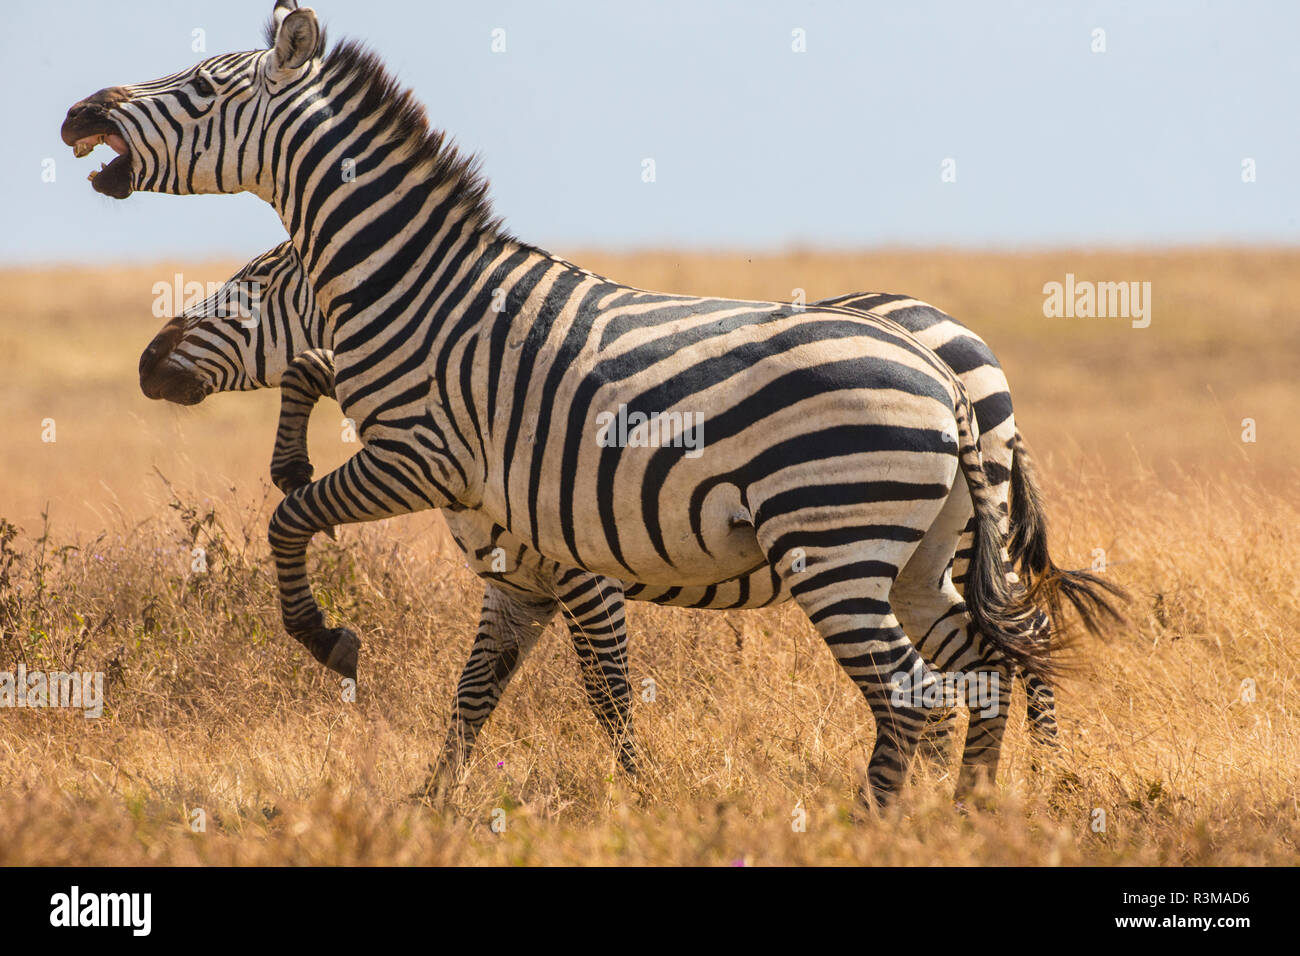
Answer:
[
  {"xmin": 144, "ymin": 244, "xmax": 1082, "ymax": 788},
  {"xmin": 68, "ymin": 0, "xmax": 1127, "ymax": 804}
]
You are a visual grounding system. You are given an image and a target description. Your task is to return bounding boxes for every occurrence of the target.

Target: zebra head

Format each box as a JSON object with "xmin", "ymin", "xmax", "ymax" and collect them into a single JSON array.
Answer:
[
  {"xmin": 139, "ymin": 241, "xmax": 320, "ymax": 404},
  {"xmin": 60, "ymin": 1, "xmax": 324, "ymax": 200}
]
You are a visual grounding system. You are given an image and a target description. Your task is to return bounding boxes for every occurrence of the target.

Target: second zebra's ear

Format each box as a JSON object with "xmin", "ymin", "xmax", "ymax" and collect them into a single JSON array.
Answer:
[{"xmin": 272, "ymin": 6, "xmax": 321, "ymax": 72}]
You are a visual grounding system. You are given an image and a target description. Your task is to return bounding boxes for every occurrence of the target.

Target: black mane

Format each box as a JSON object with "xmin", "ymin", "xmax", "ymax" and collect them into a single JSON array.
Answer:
[{"xmin": 316, "ymin": 40, "xmax": 507, "ymax": 239}]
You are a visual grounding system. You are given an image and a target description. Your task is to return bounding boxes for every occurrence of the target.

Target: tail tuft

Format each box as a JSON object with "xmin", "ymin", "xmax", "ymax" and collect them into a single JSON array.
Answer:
[{"xmin": 1009, "ymin": 432, "xmax": 1128, "ymax": 642}]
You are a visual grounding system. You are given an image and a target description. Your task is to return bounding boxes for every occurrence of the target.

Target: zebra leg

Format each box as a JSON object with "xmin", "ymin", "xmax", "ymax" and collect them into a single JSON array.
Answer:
[
  {"xmin": 893, "ymin": 476, "xmax": 1013, "ymax": 801},
  {"xmin": 961, "ymin": 609, "xmax": 1056, "ymax": 790},
  {"xmin": 907, "ymin": 439, "xmax": 1060, "ymax": 783},
  {"xmin": 419, "ymin": 584, "xmax": 557, "ymax": 798},
  {"xmin": 910, "ymin": 513, "xmax": 978, "ymax": 771},
  {"xmin": 758, "ymin": 516, "xmax": 943, "ymax": 808},
  {"xmin": 270, "ymin": 348, "xmax": 335, "ymax": 494},
  {"xmin": 1023, "ymin": 608, "xmax": 1060, "ymax": 750},
  {"xmin": 914, "ymin": 707, "xmax": 961, "ymax": 769},
  {"xmin": 949, "ymin": 666, "xmax": 1012, "ymax": 803},
  {"xmin": 553, "ymin": 570, "xmax": 638, "ymax": 774},
  {"xmin": 267, "ymin": 444, "xmax": 443, "ymax": 679},
  {"xmin": 1025, "ymin": 674, "xmax": 1058, "ymax": 741}
]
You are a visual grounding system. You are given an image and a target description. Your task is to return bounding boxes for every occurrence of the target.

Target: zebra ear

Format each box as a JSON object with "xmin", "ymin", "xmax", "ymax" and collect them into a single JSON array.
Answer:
[
  {"xmin": 272, "ymin": 6, "xmax": 320, "ymax": 72},
  {"xmin": 272, "ymin": 0, "xmax": 299, "ymax": 31}
]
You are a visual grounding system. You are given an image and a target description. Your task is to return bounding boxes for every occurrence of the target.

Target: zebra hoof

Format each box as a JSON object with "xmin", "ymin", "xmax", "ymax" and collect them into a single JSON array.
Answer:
[
  {"xmin": 303, "ymin": 626, "xmax": 360, "ymax": 680},
  {"xmin": 856, "ymin": 784, "xmax": 893, "ymax": 812},
  {"xmin": 953, "ymin": 778, "xmax": 998, "ymax": 813},
  {"xmin": 410, "ymin": 778, "xmax": 447, "ymax": 807},
  {"xmin": 847, "ymin": 788, "xmax": 881, "ymax": 822},
  {"xmin": 1027, "ymin": 734, "xmax": 1061, "ymax": 772},
  {"xmin": 410, "ymin": 763, "xmax": 457, "ymax": 806}
]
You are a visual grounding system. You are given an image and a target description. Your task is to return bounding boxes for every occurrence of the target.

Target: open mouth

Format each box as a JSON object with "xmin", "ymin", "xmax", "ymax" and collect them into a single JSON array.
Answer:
[
  {"xmin": 61, "ymin": 107, "xmax": 134, "ymax": 199},
  {"xmin": 73, "ymin": 130, "xmax": 132, "ymax": 199}
]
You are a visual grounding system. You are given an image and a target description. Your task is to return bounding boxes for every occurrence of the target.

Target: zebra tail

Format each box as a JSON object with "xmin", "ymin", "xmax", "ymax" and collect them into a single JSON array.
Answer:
[
  {"xmin": 1008, "ymin": 431, "xmax": 1128, "ymax": 640},
  {"xmin": 951, "ymin": 397, "xmax": 1057, "ymax": 681}
]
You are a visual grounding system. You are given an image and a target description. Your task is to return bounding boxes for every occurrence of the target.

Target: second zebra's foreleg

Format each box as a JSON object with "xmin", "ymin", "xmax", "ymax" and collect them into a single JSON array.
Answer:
[{"xmin": 270, "ymin": 348, "xmax": 335, "ymax": 494}]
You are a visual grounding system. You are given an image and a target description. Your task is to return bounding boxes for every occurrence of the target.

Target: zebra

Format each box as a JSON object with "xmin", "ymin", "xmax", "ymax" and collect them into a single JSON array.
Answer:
[
  {"xmin": 67, "ymin": 0, "xmax": 1090, "ymax": 802},
  {"xmin": 141, "ymin": 241, "xmax": 1123, "ymax": 790}
]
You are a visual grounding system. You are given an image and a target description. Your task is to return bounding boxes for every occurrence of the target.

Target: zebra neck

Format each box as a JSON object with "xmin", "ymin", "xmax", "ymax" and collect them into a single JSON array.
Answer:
[
  {"xmin": 302, "ymin": 231, "xmax": 581, "ymax": 441},
  {"xmin": 265, "ymin": 41, "xmax": 510, "ymax": 324}
]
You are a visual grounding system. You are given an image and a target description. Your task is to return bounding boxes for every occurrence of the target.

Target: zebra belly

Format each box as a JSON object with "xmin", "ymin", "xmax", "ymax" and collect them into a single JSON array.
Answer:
[
  {"xmin": 474, "ymin": 475, "xmax": 767, "ymax": 587},
  {"xmin": 445, "ymin": 506, "xmax": 792, "ymax": 609}
]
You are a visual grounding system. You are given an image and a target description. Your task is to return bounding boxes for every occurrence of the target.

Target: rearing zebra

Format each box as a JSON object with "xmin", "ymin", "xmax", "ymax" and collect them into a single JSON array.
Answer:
[
  {"xmin": 68, "ymin": 0, "xmax": 1088, "ymax": 802},
  {"xmin": 142, "ymin": 241, "xmax": 1123, "ymax": 791}
]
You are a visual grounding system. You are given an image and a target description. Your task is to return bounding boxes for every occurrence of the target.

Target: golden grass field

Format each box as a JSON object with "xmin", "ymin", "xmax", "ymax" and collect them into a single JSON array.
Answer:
[{"xmin": 0, "ymin": 248, "xmax": 1296, "ymax": 865}]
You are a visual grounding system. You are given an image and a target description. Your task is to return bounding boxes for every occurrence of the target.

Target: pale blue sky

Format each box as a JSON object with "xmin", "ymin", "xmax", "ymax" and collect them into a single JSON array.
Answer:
[{"xmin": 4, "ymin": 0, "xmax": 1297, "ymax": 263}]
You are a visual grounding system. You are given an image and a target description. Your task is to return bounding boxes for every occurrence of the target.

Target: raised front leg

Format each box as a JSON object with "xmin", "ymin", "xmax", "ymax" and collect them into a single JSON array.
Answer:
[
  {"xmin": 268, "ymin": 440, "xmax": 444, "ymax": 679},
  {"xmin": 270, "ymin": 348, "xmax": 335, "ymax": 494},
  {"xmin": 271, "ymin": 363, "xmax": 641, "ymax": 775}
]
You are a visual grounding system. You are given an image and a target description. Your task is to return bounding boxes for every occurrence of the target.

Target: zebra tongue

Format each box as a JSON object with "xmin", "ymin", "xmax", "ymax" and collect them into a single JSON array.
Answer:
[{"xmin": 106, "ymin": 133, "xmax": 128, "ymax": 155}]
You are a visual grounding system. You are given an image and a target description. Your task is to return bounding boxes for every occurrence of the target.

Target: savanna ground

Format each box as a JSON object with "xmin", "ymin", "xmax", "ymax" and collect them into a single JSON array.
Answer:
[{"xmin": 0, "ymin": 248, "xmax": 1296, "ymax": 865}]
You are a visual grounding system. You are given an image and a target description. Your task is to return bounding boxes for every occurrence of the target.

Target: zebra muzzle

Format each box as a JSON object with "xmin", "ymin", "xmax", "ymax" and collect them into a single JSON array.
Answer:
[{"xmin": 61, "ymin": 96, "xmax": 133, "ymax": 199}]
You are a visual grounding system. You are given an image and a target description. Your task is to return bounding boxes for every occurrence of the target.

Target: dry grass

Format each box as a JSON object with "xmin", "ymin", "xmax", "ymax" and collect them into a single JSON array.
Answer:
[{"xmin": 0, "ymin": 248, "xmax": 1296, "ymax": 865}]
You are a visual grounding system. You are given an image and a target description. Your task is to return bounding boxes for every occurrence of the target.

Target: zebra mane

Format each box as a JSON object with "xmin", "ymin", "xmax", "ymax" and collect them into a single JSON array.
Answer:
[{"xmin": 315, "ymin": 39, "xmax": 507, "ymax": 240}]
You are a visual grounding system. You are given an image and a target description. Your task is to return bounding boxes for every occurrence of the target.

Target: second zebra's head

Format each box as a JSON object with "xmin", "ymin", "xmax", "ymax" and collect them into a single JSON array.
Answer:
[
  {"xmin": 60, "ymin": 1, "xmax": 325, "ymax": 200},
  {"xmin": 139, "ymin": 241, "xmax": 320, "ymax": 404}
]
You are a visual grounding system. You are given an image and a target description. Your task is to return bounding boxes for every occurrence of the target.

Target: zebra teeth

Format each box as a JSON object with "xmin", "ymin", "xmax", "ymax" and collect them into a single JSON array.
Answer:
[{"xmin": 72, "ymin": 133, "xmax": 127, "ymax": 159}]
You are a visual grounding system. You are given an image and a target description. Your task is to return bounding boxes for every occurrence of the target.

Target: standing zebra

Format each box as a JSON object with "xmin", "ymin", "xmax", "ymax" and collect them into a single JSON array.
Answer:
[
  {"xmin": 141, "ymin": 242, "xmax": 1122, "ymax": 793},
  {"xmin": 68, "ymin": 0, "xmax": 1061, "ymax": 802}
]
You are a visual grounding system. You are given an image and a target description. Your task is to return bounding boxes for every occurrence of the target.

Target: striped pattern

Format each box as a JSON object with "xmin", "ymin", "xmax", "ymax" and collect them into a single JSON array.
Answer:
[
  {"xmin": 83, "ymin": 1, "xmax": 1053, "ymax": 803},
  {"xmin": 817, "ymin": 292, "xmax": 1060, "ymax": 747},
  {"xmin": 148, "ymin": 238, "xmax": 1058, "ymax": 797}
]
